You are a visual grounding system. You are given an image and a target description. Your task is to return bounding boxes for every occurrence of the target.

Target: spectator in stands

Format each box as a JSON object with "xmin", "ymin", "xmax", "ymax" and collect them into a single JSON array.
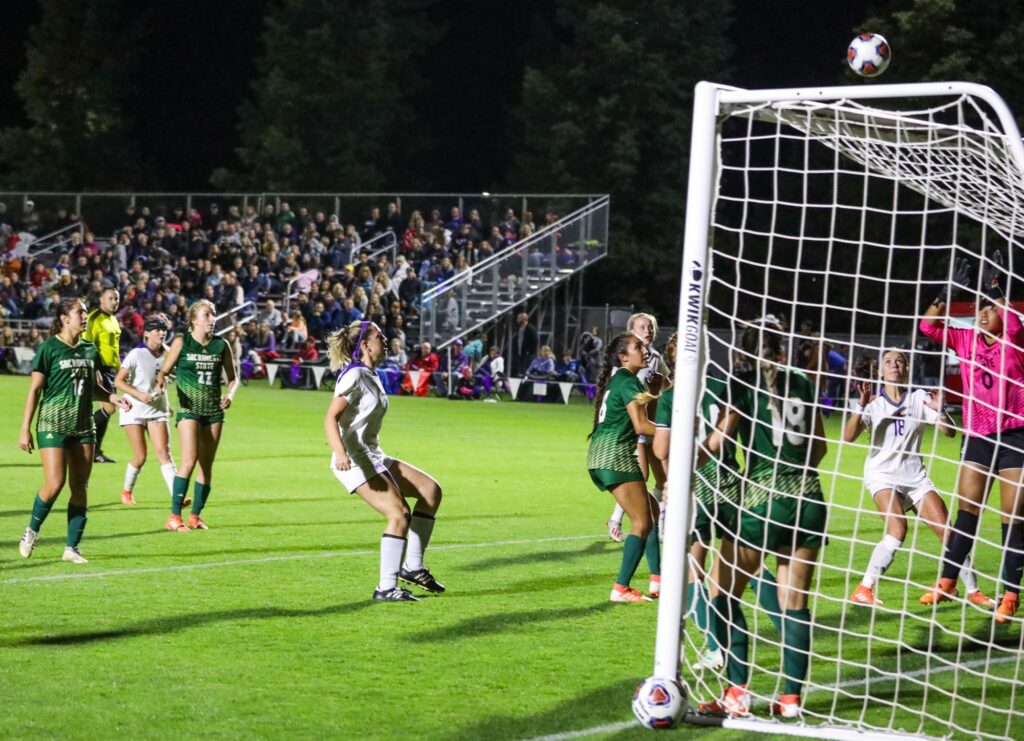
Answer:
[
  {"xmin": 463, "ymin": 331, "xmax": 485, "ymax": 370},
  {"xmin": 259, "ymin": 299, "xmax": 283, "ymax": 332},
  {"xmin": 386, "ymin": 338, "xmax": 408, "ymax": 367},
  {"xmin": 253, "ymin": 321, "xmax": 277, "ymax": 354},
  {"xmin": 385, "ymin": 201, "xmax": 404, "ymax": 233},
  {"xmin": 283, "ymin": 310, "xmax": 308, "ymax": 349},
  {"xmin": 339, "ymin": 297, "xmax": 364, "ymax": 326},
  {"xmin": 26, "ymin": 325, "xmax": 44, "ymax": 350},
  {"xmin": 399, "ymin": 267, "xmax": 421, "ymax": 314},
  {"xmin": 557, "ymin": 350, "xmax": 583, "ymax": 383},
  {"xmin": 579, "ymin": 329, "xmax": 604, "ymax": 380},
  {"xmin": 475, "ymin": 345, "xmax": 506, "ymax": 395},
  {"xmin": 499, "ymin": 208, "xmax": 520, "ymax": 238},
  {"xmin": 408, "ymin": 341, "xmax": 439, "ymax": 373},
  {"xmin": 526, "ymin": 345, "xmax": 557, "ymax": 380},
  {"xmin": 445, "ymin": 206, "xmax": 464, "ymax": 232},
  {"xmin": 362, "ymin": 207, "xmax": 385, "ymax": 241},
  {"xmin": 388, "ymin": 313, "xmax": 407, "ymax": 350},
  {"xmin": 514, "ymin": 312, "xmax": 538, "ymax": 376}
]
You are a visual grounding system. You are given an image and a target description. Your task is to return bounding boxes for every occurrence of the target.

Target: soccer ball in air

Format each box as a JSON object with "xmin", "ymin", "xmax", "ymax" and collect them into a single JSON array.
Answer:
[
  {"xmin": 632, "ymin": 676, "xmax": 686, "ymax": 729},
  {"xmin": 847, "ymin": 33, "xmax": 891, "ymax": 77}
]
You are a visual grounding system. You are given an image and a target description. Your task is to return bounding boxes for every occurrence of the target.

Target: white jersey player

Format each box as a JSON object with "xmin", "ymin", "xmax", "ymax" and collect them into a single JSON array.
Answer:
[
  {"xmin": 324, "ymin": 320, "xmax": 446, "ymax": 602},
  {"xmin": 114, "ymin": 316, "xmax": 177, "ymax": 504},
  {"xmin": 843, "ymin": 349, "xmax": 994, "ymax": 607}
]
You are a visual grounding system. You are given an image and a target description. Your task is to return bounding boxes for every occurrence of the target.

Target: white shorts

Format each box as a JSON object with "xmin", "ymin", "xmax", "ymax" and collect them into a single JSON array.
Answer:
[
  {"xmin": 865, "ymin": 472, "xmax": 935, "ymax": 512},
  {"xmin": 330, "ymin": 451, "xmax": 396, "ymax": 494},
  {"xmin": 119, "ymin": 409, "xmax": 170, "ymax": 427}
]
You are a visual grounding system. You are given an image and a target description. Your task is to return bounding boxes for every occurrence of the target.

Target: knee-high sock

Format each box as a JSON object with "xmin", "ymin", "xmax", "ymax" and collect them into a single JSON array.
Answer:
[
  {"xmin": 686, "ymin": 582, "xmax": 719, "ymax": 652},
  {"xmin": 403, "ymin": 512, "xmax": 435, "ymax": 571},
  {"xmin": 29, "ymin": 494, "xmax": 55, "ymax": 533},
  {"xmin": 616, "ymin": 534, "xmax": 646, "ymax": 587},
  {"xmin": 191, "ymin": 481, "xmax": 211, "ymax": 516},
  {"xmin": 66, "ymin": 504, "xmax": 87, "ymax": 548},
  {"xmin": 782, "ymin": 608, "xmax": 812, "ymax": 696},
  {"xmin": 94, "ymin": 408, "xmax": 110, "ymax": 448},
  {"xmin": 171, "ymin": 476, "xmax": 189, "ymax": 516},
  {"xmin": 644, "ymin": 524, "xmax": 661, "ymax": 576},
  {"xmin": 610, "ymin": 503, "xmax": 625, "ymax": 522},
  {"xmin": 1002, "ymin": 522, "xmax": 1024, "ymax": 597},
  {"xmin": 160, "ymin": 462, "xmax": 177, "ymax": 495},
  {"xmin": 941, "ymin": 510, "xmax": 979, "ymax": 580},
  {"xmin": 862, "ymin": 534, "xmax": 903, "ymax": 590},
  {"xmin": 749, "ymin": 568, "xmax": 783, "ymax": 633},
  {"xmin": 379, "ymin": 534, "xmax": 406, "ymax": 591},
  {"xmin": 712, "ymin": 594, "xmax": 749, "ymax": 687},
  {"xmin": 123, "ymin": 464, "xmax": 142, "ymax": 493}
]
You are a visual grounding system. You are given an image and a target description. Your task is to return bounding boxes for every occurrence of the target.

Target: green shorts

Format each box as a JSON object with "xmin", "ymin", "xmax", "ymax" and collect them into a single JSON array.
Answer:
[
  {"xmin": 691, "ymin": 498, "xmax": 738, "ymax": 546},
  {"xmin": 736, "ymin": 479, "xmax": 827, "ymax": 552},
  {"xmin": 37, "ymin": 430, "xmax": 96, "ymax": 448},
  {"xmin": 589, "ymin": 467, "xmax": 645, "ymax": 492},
  {"xmin": 176, "ymin": 411, "xmax": 225, "ymax": 426}
]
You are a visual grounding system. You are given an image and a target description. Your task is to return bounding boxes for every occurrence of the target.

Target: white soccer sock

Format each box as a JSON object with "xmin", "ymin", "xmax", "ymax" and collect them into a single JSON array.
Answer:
[
  {"xmin": 160, "ymin": 462, "xmax": 177, "ymax": 495},
  {"xmin": 610, "ymin": 504, "xmax": 625, "ymax": 523},
  {"xmin": 961, "ymin": 553, "xmax": 981, "ymax": 594},
  {"xmin": 653, "ymin": 486, "xmax": 664, "ymax": 504},
  {"xmin": 378, "ymin": 534, "xmax": 406, "ymax": 592},
  {"xmin": 403, "ymin": 513, "xmax": 435, "ymax": 572},
  {"xmin": 123, "ymin": 464, "xmax": 142, "ymax": 493},
  {"xmin": 861, "ymin": 534, "xmax": 903, "ymax": 589}
]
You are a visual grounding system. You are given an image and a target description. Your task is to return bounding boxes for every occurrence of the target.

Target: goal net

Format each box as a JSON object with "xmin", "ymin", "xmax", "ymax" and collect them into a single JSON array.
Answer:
[{"xmin": 654, "ymin": 82, "xmax": 1024, "ymax": 740}]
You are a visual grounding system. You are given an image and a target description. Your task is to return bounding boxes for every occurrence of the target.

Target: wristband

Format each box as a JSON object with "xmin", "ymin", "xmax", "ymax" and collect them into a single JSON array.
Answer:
[
  {"xmin": 852, "ymin": 403, "xmax": 864, "ymax": 415},
  {"xmin": 226, "ymin": 386, "xmax": 238, "ymax": 402}
]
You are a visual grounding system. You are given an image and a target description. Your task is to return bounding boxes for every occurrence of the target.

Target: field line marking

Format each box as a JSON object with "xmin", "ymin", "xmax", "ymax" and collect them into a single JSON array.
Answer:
[
  {"xmin": 520, "ymin": 655, "xmax": 1020, "ymax": 741},
  {"xmin": 0, "ymin": 533, "xmax": 601, "ymax": 585}
]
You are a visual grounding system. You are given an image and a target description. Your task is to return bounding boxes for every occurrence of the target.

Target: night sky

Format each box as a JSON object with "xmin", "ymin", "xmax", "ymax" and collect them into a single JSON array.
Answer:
[{"xmin": 0, "ymin": 0, "xmax": 873, "ymax": 191}]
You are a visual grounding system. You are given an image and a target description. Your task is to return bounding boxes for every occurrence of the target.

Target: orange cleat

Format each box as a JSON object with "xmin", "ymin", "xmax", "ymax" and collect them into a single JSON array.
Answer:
[
  {"xmin": 920, "ymin": 579, "xmax": 958, "ymax": 605},
  {"xmin": 120, "ymin": 490, "xmax": 136, "ymax": 505},
  {"xmin": 851, "ymin": 584, "xmax": 882, "ymax": 605},
  {"xmin": 165, "ymin": 515, "xmax": 190, "ymax": 533},
  {"xmin": 187, "ymin": 514, "xmax": 208, "ymax": 530},
  {"xmin": 649, "ymin": 575, "xmax": 661, "ymax": 598},
  {"xmin": 995, "ymin": 595, "xmax": 1019, "ymax": 624},
  {"xmin": 771, "ymin": 693, "xmax": 801, "ymax": 719},
  {"xmin": 610, "ymin": 585, "xmax": 652, "ymax": 603},
  {"xmin": 968, "ymin": 590, "xmax": 997, "ymax": 608},
  {"xmin": 698, "ymin": 685, "xmax": 751, "ymax": 717}
]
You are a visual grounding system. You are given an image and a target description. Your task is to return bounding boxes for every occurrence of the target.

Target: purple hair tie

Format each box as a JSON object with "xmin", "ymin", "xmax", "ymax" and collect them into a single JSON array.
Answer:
[{"xmin": 337, "ymin": 321, "xmax": 371, "ymax": 380}]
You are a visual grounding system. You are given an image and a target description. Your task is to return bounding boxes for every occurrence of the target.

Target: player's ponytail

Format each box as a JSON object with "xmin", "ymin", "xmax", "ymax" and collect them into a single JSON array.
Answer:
[
  {"xmin": 327, "ymin": 320, "xmax": 366, "ymax": 372},
  {"xmin": 589, "ymin": 332, "xmax": 634, "ymax": 437},
  {"xmin": 741, "ymin": 321, "xmax": 785, "ymax": 400}
]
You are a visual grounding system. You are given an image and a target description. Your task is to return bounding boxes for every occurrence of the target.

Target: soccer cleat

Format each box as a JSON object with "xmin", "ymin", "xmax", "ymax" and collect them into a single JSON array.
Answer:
[
  {"xmin": 610, "ymin": 585, "xmax": 653, "ymax": 603},
  {"xmin": 698, "ymin": 685, "xmax": 751, "ymax": 717},
  {"xmin": 165, "ymin": 515, "xmax": 190, "ymax": 533},
  {"xmin": 373, "ymin": 586, "xmax": 420, "ymax": 602},
  {"xmin": 19, "ymin": 527, "xmax": 38, "ymax": 558},
  {"xmin": 851, "ymin": 584, "xmax": 882, "ymax": 605},
  {"xmin": 398, "ymin": 566, "xmax": 445, "ymax": 593},
  {"xmin": 607, "ymin": 518, "xmax": 624, "ymax": 543},
  {"xmin": 691, "ymin": 648, "xmax": 725, "ymax": 671},
  {"xmin": 649, "ymin": 574, "xmax": 661, "ymax": 598},
  {"xmin": 94, "ymin": 452, "xmax": 116, "ymax": 464},
  {"xmin": 120, "ymin": 490, "xmax": 136, "ymax": 505},
  {"xmin": 771, "ymin": 694, "xmax": 801, "ymax": 719},
  {"xmin": 967, "ymin": 590, "xmax": 997, "ymax": 608},
  {"xmin": 995, "ymin": 595, "xmax": 1019, "ymax": 624},
  {"xmin": 187, "ymin": 514, "xmax": 209, "ymax": 530},
  {"xmin": 920, "ymin": 580, "xmax": 958, "ymax": 605},
  {"xmin": 62, "ymin": 546, "xmax": 88, "ymax": 564}
]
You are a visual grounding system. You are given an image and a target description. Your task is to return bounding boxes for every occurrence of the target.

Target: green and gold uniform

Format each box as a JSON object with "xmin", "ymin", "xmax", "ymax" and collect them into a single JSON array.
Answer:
[
  {"xmin": 587, "ymin": 369, "xmax": 645, "ymax": 491},
  {"xmin": 175, "ymin": 333, "xmax": 227, "ymax": 425},
  {"xmin": 32, "ymin": 336, "xmax": 99, "ymax": 447},
  {"xmin": 656, "ymin": 379, "xmax": 740, "ymax": 542},
  {"xmin": 730, "ymin": 369, "xmax": 826, "ymax": 551}
]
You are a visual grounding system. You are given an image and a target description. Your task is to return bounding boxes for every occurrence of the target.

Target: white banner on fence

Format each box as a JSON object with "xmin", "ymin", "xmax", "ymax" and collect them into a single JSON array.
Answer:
[
  {"xmin": 312, "ymin": 365, "xmax": 327, "ymax": 387},
  {"xmin": 507, "ymin": 377, "xmax": 522, "ymax": 398},
  {"xmin": 532, "ymin": 382, "xmax": 547, "ymax": 397},
  {"xmin": 266, "ymin": 363, "xmax": 280, "ymax": 385},
  {"xmin": 409, "ymin": 370, "xmax": 421, "ymax": 390},
  {"xmin": 558, "ymin": 382, "xmax": 572, "ymax": 404}
]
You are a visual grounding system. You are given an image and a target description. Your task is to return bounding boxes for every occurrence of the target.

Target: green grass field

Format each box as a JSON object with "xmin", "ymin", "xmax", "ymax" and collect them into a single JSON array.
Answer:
[{"xmin": 0, "ymin": 376, "xmax": 1020, "ymax": 740}]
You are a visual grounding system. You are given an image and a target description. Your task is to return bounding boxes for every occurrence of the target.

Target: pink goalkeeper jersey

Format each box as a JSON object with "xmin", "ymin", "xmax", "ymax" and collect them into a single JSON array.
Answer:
[{"xmin": 919, "ymin": 309, "xmax": 1024, "ymax": 437}]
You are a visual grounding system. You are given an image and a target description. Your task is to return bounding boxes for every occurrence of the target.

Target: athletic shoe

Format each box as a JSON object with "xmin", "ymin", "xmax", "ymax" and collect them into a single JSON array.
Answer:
[
  {"xmin": 920, "ymin": 579, "xmax": 958, "ymax": 605},
  {"xmin": 967, "ymin": 590, "xmax": 997, "ymax": 608},
  {"xmin": 649, "ymin": 574, "xmax": 661, "ymax": 598},
  {"xmin": 691, "ymin": 648, "xmax": 725, "ymax": 671},
  {"xmin": 165, "ymin": 515, "xmax": 190, "ymax": 533},
  {"xmin": 851, "ymin": 584, "xmax": 882, "ymax": 605},
  {"xmin": 607, "ymin": 518, "xmax": 624, "ymax": 543},
  {"xmin": 771, "ymin": 694, "xmax": 801, "ymax": 719},
  {"xmin": 19, "ymin": 527, "xmax": 38, "ymax": 558},
  {"xmin": 187, "ymin": 514, "xmax": 209, "ymax": 530},
  {"xmin": 610, "ymin": 585, "xmax": 652, "ymax": 603},
  {"xmin": 373, "ymin": 586, "xmax": 420, "ymax": 602},
  {"xmin": 94, "ymin": 452, "xmax": 116, "ymax": 464},
  {"xmin": 398, "ymin": 566, "xmax": 445, "ymax": 593},
  {"xmin": 698, "ymin": 685, "xmax": 750, "ymax": 717},
  {"xmin": 62, "ymin": 546, "xmax": 88, "ymax": 564},
  {"xmin": 995, "ymin": 595, "xmax": 1019, "ymax": 624},
  {"xmin": 120, "ymin": 490, "xmax": 136, "ymax": 505}
]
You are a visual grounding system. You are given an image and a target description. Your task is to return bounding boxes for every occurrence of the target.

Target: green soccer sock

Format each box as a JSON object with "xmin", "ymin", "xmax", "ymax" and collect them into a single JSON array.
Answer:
[
  {"xmin": 686, "ymin": 582, "xmax": 719, "ymax": 652},
  {"xmin": 171, "ymin": 476, "xmax": 189, "ymax": 516},
  {"xmin": 644, "ymin": 524, "xmax": 661, "ymax": 576},
  {"xmin": 191, "ymin": 481, "xmax": 211, "ymax": 515},
  {"xmin": 66, "ymin": 504, "xmax": 87, "ymax": 548},
  {"xmin": 749, "ymin": 568, "xmax": 783, "ymax": 633},
  {"xmin": 616, "ymin": 534, "xmax": 646, "ymax": 587},
  {"xmin": 782, "ymin": 608, "xmax": 812, "ymax": 696},
  {"xmin": 29, "ymin": 494, "xmax": 55, "ymax": 532},
  {"xmin": 712, "ymin": 594, "xmax": 749, "ymax": 687}
]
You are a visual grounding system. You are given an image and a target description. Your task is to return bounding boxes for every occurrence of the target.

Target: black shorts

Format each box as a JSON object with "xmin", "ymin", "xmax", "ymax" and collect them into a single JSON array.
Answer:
[
  {"xmin": 962, "ymin": 428, "xmax": 1024, "ymax": 472},
  {"xmin": 99, "ymin": 366, "xmax": 117, "ymax": 394}
]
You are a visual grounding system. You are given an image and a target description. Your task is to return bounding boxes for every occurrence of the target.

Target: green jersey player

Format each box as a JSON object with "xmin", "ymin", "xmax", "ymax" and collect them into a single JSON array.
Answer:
[{"xmin": 18, "ymin": 298, "xmax": 131, "ymax": 564}]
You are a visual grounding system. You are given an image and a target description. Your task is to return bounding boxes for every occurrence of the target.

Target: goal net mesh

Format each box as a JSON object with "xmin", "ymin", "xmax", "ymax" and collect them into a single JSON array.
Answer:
[{"xmin": 682, "ymin": 90, "xmax": 1024, "ymax": 739}]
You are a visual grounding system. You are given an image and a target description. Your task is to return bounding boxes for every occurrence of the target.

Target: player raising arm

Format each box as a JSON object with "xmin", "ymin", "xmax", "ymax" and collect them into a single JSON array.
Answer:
[
  {"xmin": 844, "ymin": 349, "xmax": 994, "ymax": 607},
  {"xmin": 18, "ymin": 298, "xmax": 131, "ymax": 563}
]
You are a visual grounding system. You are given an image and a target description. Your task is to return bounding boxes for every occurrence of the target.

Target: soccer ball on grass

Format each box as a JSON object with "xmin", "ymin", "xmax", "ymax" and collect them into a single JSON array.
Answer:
[
  {"xmin": 848, "ymin": 33, "xmax": 891, "ymax": 77},
  {"xmin": 632, "ymin": 676, "xmax": 686, "ymax": 729}
]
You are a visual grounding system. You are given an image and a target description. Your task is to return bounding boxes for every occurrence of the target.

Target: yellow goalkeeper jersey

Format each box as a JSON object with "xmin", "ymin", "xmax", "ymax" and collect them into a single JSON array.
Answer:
[{"xmin": 84, "ymin": 309, "xmax": 122, "ymax": 369}]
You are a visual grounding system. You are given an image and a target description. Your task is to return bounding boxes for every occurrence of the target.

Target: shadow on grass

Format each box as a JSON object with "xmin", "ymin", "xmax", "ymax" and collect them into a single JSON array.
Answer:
[
  {"xmin": 449, "ymin": 677, "xmax": 637, "ymax": 741},
  {"xmin": 444, "ymin": 570, "xmax": 615, "ymax": 599},
  {"xmin": 406, "ymin": 602, "xmax": 614, "ymax": 643},
  {"xmin": 461, "ymin": 539, "xmax": 614, "ymax": 572},
  {"xmin": 3, "ymin": 601, "xmax": 371, "ymax": 647}
]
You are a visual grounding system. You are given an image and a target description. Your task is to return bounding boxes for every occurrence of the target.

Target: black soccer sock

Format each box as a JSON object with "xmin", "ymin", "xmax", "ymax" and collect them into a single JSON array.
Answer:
[
  {"xmin": 93, "ymin": 408, "xmax": 110, "ymax": 449},
  {"xmin": 1002, "ymin": 522, "xmax": 1024, "ymax": 597},
  {"xmin": 941, "ymin": 510, "xmax": 980, "ymax": 580}
]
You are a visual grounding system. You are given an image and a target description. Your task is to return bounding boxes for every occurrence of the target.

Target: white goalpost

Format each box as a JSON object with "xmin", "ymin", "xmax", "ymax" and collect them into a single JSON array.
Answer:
[{"xmin": 647, "ymin": 81, "xmax": 1024, "ymax": 739}]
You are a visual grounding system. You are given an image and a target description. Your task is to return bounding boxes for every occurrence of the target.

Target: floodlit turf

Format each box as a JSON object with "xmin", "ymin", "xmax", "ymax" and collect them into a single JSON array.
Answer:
[{"xmin": 0, "ymin": 376, "xmax": 1020, "ymax": 740}]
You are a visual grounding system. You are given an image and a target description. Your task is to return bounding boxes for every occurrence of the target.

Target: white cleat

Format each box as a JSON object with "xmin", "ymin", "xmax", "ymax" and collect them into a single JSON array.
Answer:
[
  {"xmin": 607, "ymin": 518, "xmax": 624, "ymax": 543},
  {"xmin": 19, "ymin": 527, "xmax": 38, "ymax": 558},
  {"xmin": 62, "ymin": 546, "xmax": 88, "ymax": 564},
  {"xmin": 691, "ymin": 648, "xmax": 725, "ymax": 671}
]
